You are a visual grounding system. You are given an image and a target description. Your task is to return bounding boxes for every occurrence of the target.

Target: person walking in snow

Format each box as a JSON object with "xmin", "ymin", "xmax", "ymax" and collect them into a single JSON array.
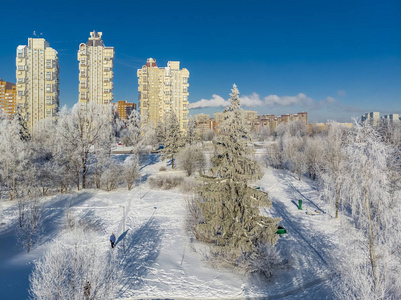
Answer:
[{"xmin": 110, "ymin": 233, "xmax": 116, "ymax": 248}]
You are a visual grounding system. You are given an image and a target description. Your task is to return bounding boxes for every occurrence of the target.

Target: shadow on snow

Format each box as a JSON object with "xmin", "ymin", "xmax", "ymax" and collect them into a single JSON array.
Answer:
[{"xmin": 117, "ymin": 215, "xmax": 163, "ymax": 297}]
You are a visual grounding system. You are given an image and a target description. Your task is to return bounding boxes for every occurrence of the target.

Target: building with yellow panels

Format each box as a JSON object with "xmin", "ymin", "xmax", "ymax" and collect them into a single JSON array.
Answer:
[
  {"xmin": 16, "ymin": 38, "xmax": 59, "ymax": 134},
  {"xmin": 114, "ymin": 100, "xmax": 136, "ymax": 120},
  {"xmin": 0, "ymin": 79, "xmax": 17, "ymax": 118},
  {"xmin": 78, "ymin": 31, "xmax": 114, "ymax": 104},
  {"xmin": 137, "ymin": 58, "xmax": 189, "ymax": 131}
]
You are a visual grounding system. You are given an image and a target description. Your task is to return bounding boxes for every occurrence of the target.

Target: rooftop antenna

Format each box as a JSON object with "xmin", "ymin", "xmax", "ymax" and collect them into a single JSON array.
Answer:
[{"xmin": 33, "ymin": 31, "xmax": 43, "ymax": 37}]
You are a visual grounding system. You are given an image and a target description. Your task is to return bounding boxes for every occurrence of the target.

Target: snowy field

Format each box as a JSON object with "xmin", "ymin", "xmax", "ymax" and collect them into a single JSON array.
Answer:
[{"xmin": 0, "ymin": 153, "xmax": 343, "ymax": 299}]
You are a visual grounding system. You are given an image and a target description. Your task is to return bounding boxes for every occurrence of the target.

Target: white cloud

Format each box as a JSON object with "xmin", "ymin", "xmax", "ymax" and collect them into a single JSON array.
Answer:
[
  {"xmin": 190, "ymin": 92, "xmax": 315, "ymax": 109},
  {"xmin": 189, "ymin": 94, "xmax": 229, "ymax": 109},
  {"xmin": 263, "ymin": 93, "xmax": 314, "ymax": 107},
  {"xmin": 239, "ymin": 93, "xmax": 263, "ymax": 107}
]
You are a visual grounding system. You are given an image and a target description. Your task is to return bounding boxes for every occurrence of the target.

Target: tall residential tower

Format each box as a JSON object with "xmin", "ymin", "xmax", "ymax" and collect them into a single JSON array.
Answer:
[
  {"xmin": 78, "ymin": 31, "xmax": 114, "ymax": 104},
  {"xmin": 137, "ymin": 58, "xmax": 189, "ymax": 131},
  {"xmin": 16, "ymin": 38, "xmax": 59, "ymax": 133}
]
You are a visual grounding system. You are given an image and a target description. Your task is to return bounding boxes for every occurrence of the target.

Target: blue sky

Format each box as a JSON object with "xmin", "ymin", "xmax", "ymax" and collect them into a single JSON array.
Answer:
[{"xmin": 1, "ymin": 0, "xmax": 400, "ymax": 122}]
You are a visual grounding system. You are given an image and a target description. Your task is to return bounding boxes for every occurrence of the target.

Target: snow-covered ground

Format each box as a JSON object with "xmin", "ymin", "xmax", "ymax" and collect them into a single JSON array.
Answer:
[{"xmin": 0, "ymin": 154, "xmax": 342, "ymax": 299}]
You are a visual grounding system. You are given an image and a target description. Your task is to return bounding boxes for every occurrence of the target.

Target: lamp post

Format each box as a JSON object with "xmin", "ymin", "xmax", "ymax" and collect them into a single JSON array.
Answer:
[{"xmin": 120, "ymin": 205, "xmax": 126, "ymax": 253}]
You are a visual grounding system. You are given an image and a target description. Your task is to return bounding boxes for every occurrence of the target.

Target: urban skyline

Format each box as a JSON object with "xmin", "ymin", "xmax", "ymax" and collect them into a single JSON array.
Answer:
[{"xmin": 0, "ymin": 0, "xmax": 400, "ymax": 123}]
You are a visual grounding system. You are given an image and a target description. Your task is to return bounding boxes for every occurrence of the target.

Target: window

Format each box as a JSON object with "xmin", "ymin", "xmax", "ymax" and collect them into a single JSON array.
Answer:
[
  {"xmin": 46, "ymin": 84, "xmax": 52, "ymax": 93},
  {"xmin": 46, "ymin": 96, "xmax": 52, "ymax": 105}
]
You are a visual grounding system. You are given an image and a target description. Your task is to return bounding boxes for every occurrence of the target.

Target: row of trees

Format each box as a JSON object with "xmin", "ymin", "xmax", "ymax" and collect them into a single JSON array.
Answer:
[{"xmin": 266, "ymin": 119, "xmax": 401, "ymax": 298}]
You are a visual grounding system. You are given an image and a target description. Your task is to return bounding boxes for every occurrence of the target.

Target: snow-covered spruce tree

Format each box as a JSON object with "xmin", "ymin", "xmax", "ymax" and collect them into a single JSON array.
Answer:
[
  {"xmin": 161, "ymin": 113, "xmax": 183, "ymax": 169},
  {"xmin": 194, "ymin": 85, "xmax": 280, "ymax": 272},
  {"xmin": 185, "ymin": 115, "xmax": 199, "ymax": 145},
  {"xmin": 335, "ymin": 122, "xmax": 401, "ymax": 299}
]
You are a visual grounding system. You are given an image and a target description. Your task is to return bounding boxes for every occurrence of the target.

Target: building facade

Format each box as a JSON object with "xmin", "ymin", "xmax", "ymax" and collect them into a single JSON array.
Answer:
[
  {"xmin": 0, "ymin": 79, "xmax": 17, "ymax": 118},
  {"xmin": 361, "ymin": 112, "xmax": 380, "ymax": 126},
  {"xmin": 78, "ymin": 31, "xmax": 114, "ymax": 105},
  {"xmin": 137, "ymin": 58, "xmax": 189, "ymax": 131},
  {"xmin": 115, "ymin": 100, "xmax": 136, "ymax": 120},
  {"xmin": 16, "ymin": 38, "xmax": 59, "ymax": 133}
]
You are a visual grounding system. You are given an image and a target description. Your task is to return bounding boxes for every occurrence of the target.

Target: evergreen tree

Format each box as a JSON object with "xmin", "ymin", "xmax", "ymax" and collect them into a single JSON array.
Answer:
[
  {"xmin": 161, "ymin": 113, "xmax": 182, "ymax": 168},
  {"xmin": 193, "ymin": 85, "xmax": 280, "ymax": 269}
]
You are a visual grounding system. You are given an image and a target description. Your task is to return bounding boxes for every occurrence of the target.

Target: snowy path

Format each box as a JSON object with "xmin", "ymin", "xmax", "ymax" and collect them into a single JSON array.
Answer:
[
  {"xmin": 254, "ymin": 168, "xmax": 340, "ymax": 299},
  {"xmin": 0, "ymin": 155, "xmax": 341, "ymax": 299}
]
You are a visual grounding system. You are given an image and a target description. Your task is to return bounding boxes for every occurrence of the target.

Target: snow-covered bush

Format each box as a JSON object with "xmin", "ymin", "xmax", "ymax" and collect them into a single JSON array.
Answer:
[
  {"xmin": 99, "ymin": 163, "xmax": 122, "ymax": 191},
  {"xmin": 148, "ymin": 174, "xmax": 184, "ymax": 190},
  {"xmin": 29, "ymin": 228, "xmax": 120, "ymax": 300},
  {"xmin": 236, "ymin": 243, "xmax": 282, "ymax": 278},
  {"xmin": 180, "ymin": 177, "xmax": 197, "ymax": 193}
]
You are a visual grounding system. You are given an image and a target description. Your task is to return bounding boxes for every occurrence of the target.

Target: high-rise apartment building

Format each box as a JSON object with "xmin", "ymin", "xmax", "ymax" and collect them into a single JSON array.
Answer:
[
  {"xmin": 0, "ymin": 79, "xmax": 17, "ymax": 118},
  {"xmin": 16, "ymin": 38, "xmax": 59, "ymax": 133},
  {"xmin": 78, "ymin": 31, "xmax": 114, "ymax": 104},
  {"xmin": 137, "ymin": 58, "xmax": 189, "ymax": 131}
]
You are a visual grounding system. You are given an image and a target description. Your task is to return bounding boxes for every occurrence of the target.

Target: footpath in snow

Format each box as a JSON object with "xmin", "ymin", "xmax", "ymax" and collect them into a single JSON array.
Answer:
[{"xmin": 0, "ymin": 154, "xmax": 340, "ymax": 299}]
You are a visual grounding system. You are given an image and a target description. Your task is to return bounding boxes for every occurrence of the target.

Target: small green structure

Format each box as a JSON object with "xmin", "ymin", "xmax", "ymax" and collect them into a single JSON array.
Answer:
[
  {"xmin": 298, "ymin": 199, "xmax": 302, "ymax": 210},
  {"xmin": 276, "ymin": 226, "xmax": 287, "ymax": 234}
]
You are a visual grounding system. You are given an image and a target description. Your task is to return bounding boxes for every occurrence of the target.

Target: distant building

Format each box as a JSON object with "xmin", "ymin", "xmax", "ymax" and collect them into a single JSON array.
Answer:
[
  {"xmin": 0, "ymin": 79, "xmax": 17, "ymax": 118},
  {"xmin": 361, "ymin": 112, "xmax": 380, "ymax": 126},
  {"xmin": 78, "ymin": 31, "xmax": 114, "ymax": 105},
  {"xmin": 115, "ymin": 100, "xmax": 136, "ymax": 120},
  {"xmin": 199, "ymin": 111, "xmax": 308, "ymax": 133},
  {"xmin": 16, "ymin": 38, "xmax": 59, "ymax": 134},
  {"xmin": 138, "ymin": 58, "xmax": 189, "ymax": 131},
  {"xmin": 382, "ymin": 114, "xmax": 399, "ymax": 123},
  {"xmin": 194, "ymin": 113, "xmax": 214, "ymax": 132},
  {"xmin": 257, "ymin": 112, "xmax": 307, "ymax": 132}
]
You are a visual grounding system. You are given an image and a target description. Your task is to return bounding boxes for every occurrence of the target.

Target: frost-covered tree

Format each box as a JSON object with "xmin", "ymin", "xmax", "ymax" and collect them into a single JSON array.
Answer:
[
  {"xmin": 319, "ymin": 122, "xmax": 349, "ymax": 218},
  {"xmin": 120, "ymin": 110, "xmax": 142, "ymax": 151},
  {"xmin": 304, "ymin": 135, "xmax": 325, "ymax": 180},
  {"xmin": 18, "ymin": 198, "xmax": 43, "ymax": 253},
  {"xmin": 193, "ymin": 85, "xmax": 280, "ymax": 272},
  {"xmin": 123, "ymin": 157, "xmax": 140, "ymax": 190},
  {"xmin": 177, "ymin": 144, "xmax": 205, "ymax": 176},
  {"xmin": 161, "ymin": 113, "xmax": 183, "ymax": 169},
  {"xmin": 185, "ymin": 115, "xmax": 198, "ymax": 145},
  {"xmin": 55, "ymin": 103, "xmax": 112, "ymax": 190},
  {"xmin": 0, "ymin": 114, "xmax": 30, "ymax": 200},
  {"xmin": 335, "ymin": 122, "xmax": 401, "ymax": 299}
]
